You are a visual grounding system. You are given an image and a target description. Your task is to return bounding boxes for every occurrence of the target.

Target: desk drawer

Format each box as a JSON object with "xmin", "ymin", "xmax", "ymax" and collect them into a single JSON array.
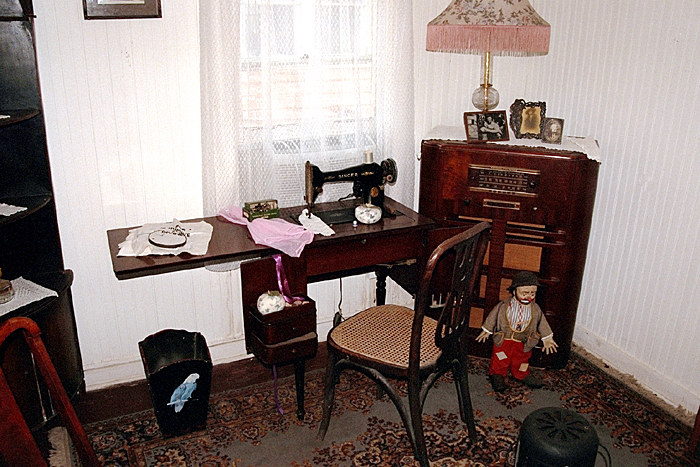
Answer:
[
  {"xmin": 246, "ymin": 301, "xmax": 316, "ymax": 345},
  {"xmin": 306, "ymin": 230, "xmax": 424, "ymax": 277},
  {"xmin": 249, "ymin": 331, "xmax": 318, "ymax": 366}
]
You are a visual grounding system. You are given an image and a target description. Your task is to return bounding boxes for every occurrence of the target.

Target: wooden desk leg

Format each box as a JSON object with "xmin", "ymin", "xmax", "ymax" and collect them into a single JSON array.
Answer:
[
  {"xmin": 375, "ymin": 268, "xmax": 388, "ymax": 306},
  {"xmin": 294, "ymin": 358, "xmax": 307, "ymax": 420}
]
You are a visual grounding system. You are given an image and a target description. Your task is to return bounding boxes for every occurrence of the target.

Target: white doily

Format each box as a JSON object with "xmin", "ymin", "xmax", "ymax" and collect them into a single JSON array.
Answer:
[
  {"xmin": 0, "ymin": 203, "xmax": 27, "ymax": 217},
  {"xmin": 0, "ymin": 278, "xmax": 58, "ymax": 317},
  {"xmin": 424, "ymin": 125, "xmax": 602, "ymax": 162}
]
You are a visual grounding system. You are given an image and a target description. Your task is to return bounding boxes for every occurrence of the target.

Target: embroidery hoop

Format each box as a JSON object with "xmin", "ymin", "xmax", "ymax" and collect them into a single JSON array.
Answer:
[{"xmin": 148, "ymin": 226, "xmax": 188, "ymax": 248}]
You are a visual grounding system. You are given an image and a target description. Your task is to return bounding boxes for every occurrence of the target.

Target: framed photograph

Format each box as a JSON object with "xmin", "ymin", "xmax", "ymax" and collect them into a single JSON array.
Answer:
[
  {"xmin": 83, "ymin": 0, "xmax": 162, "ymax": 20},
  {"xmin": 463, "ymin": 111, "xmax": 509, "ymax": 142},
  {"xmin": 509, "ymin": 99, "xmax": 546, "ymax": 139},
  {"xmin": 542, "ymin": 118, "xmax": 565, "ymax": 144}
]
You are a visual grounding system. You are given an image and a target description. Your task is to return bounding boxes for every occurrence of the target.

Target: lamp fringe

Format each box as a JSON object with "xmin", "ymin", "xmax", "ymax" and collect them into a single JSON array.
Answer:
[{"xmin": 426, "ymin": 24, "xmax": 550, "ymax": 55}]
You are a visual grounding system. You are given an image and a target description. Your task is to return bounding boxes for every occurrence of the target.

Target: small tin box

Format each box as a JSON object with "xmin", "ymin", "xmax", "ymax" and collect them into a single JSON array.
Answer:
[{"xmin": 243, "ymin": 199, "xmax": 280, "ymax": 221}]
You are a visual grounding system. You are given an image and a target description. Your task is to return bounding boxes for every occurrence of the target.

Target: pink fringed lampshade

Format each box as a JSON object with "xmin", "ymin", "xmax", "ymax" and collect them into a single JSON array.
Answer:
[
  {"xmin": 427, "ymin": 0, "xmax": 550, "ymax": 111},
  {"xmin": 426, "ymin": 0, "xmax": 550, "ymax": 56}
]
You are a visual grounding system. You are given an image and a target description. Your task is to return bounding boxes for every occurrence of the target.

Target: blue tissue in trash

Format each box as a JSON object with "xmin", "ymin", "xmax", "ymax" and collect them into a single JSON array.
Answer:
[{"xmin": 169, "ymin": 373, "xmax": 199, "ymax": 413}]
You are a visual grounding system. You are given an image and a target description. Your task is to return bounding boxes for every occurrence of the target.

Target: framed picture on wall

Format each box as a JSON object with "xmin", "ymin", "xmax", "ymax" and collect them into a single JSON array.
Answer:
[
  {"xmin": 542, "ymin": 118, "xmax": 565, "ymax": 144},
  {"xmin": 509, "ymin": 99, "xmax": 546, "ymax": 139},
  {"xmin": 464, "ymin": 111, "xmax": 509, "ymax": 142},
  {"xmin": 83, "ymin": 0, "xmax": 162, "ymax": 20}
]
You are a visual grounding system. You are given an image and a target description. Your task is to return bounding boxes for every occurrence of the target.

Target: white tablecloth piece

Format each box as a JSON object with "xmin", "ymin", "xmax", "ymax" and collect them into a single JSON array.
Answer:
[
  {"xmin": 117, "ymin": 219, "xmax": 213, "ymax": 257},
  {"xmin": 298, "ymin": 209, "xmax": 335, "ymax": 236}
]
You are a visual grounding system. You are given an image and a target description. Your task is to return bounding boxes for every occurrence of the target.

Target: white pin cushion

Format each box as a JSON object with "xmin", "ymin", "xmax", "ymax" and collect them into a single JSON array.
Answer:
[
  {"xmin": 354, "ymin": 204, "xmax": 382, "ymax": 224},
  {"xmin": 257, "ymin": 291, "xmax": 286, "ymax": 314}
]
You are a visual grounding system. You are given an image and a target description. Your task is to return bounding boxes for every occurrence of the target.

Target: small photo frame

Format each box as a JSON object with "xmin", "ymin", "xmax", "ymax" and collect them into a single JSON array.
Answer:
[
  {"xmin": 509, "ymin": 99, "xmax": 546, "ymax": 139},
  {"xmin": 542, "ymin": 118, "xmax": 565, "ymax": 144},
  {"xmin": 83, "ymin": 0, "xmax": 162, "ymax": 20},
  {"xmin": 464, "ymin": 111, "xmax": 509, "ymax": 142}
]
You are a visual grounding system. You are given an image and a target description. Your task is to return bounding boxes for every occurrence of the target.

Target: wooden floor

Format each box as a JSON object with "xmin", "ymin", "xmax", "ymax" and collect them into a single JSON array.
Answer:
[{"xmin": 74, "ymin": 346, "xmax": 328, "ymax": 425}]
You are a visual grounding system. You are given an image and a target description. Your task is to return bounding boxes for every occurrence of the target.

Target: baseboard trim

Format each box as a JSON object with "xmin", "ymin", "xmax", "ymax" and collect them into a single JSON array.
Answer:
[
  {"xmin": 574, "ymin": 326, "xmax": 699, "ymax": 415},
  {"xmin": 84, "ymin": 320, "xmax": 335, "ymax": 391},
  {"xmin": 84, "ymin": 338, "xmax": 250, "ymax": 390}
]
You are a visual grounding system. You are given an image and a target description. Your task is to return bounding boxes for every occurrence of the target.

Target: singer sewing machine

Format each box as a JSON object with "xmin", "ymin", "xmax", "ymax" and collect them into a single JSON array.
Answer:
[{"xmin": 304, "ymin": 151, "xmax": 398, "ymax": 224}]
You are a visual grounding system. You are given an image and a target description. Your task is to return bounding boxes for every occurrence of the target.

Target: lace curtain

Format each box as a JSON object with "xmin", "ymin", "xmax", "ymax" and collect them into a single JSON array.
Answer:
[{"xmin": 200, "ymin": 0, "xmax": 415, "ymax": 215}]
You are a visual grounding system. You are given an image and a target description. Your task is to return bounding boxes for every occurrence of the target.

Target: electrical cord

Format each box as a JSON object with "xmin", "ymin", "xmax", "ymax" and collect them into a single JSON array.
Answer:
[
  {"xmin": 597, "ymin": 443, "xmax": 612, "ymax": 466},
  {"xmin": 333, "ymin": 277, "xmax": 344, "ymax": 327}
]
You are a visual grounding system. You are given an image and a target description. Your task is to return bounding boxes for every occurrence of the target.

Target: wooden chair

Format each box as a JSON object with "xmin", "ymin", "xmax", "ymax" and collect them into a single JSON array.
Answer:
[
  {"xmin": 317, "ymin": 221, "xmax": 491, "ymax": 467},
  {"xmin": 0, "ymin": 317, "xmax": 99, "ymax": 466}
]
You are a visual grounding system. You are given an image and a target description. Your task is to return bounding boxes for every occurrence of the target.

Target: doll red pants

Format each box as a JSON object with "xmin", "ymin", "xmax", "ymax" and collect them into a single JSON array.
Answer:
[{"xmin": 489, "ymin": 339, "xmax": 532, "ymax": 380}]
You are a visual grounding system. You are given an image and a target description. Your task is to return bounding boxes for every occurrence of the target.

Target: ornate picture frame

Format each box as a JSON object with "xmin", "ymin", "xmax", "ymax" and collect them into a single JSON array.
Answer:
[
  {"xmin": 83, "ymin": 0, "xmax": 162, "ymax": 20},
  {"xmin": 542, "ymin": 117, "xmax": 565, "ymax": 144},
  {"xmin": 463, "ymin": 111, "xmax": 509, "ymax": 142},
  {"xmin": 509, "ymin": 99, "xmax": 546, "ymax": 139}
]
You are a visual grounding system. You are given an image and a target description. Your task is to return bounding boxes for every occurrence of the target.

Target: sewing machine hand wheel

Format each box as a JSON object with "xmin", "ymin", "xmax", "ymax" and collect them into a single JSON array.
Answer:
[{"xmin": 382, "ymin": 158, "xmax": 398, "ymax": 185}]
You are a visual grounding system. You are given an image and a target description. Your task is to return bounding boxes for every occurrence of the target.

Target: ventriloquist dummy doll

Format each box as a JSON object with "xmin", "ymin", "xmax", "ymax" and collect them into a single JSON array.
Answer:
[{"xmin": 476, "ymin": 271, "xmax": 558, "ymax": 393}]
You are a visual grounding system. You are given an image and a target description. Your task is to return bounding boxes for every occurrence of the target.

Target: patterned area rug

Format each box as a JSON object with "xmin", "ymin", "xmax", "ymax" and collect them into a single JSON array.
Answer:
[{"xmin": 85, "ymin": 353, "xmax": 698, "ymax": 466}]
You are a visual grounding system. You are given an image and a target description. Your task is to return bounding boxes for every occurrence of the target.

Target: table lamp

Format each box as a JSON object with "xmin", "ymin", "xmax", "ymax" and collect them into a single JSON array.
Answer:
[{"xmin": 426, "ymin": 0, "xmax": 550, "ymax": 111}]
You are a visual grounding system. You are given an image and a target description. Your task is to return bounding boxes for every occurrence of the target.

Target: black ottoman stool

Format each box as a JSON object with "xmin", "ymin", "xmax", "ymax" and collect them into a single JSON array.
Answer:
[{"xmin": 516, "ymin": 407, "xmax": 601, "ymax": 467}]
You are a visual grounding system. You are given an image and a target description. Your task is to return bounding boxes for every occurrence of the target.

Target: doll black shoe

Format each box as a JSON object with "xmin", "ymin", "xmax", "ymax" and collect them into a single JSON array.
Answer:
[
  {"xmin": 489, "ymin": 374, "xmax": 508, "ymax": 393},
  {"xmin": 520, "ymin": 374, "xmax": 544, "ymax": 389}
]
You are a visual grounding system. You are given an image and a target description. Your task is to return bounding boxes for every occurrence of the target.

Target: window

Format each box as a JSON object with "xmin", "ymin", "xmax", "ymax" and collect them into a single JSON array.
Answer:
[
  {"xmin": 201, "ymin": 0, "xmax": 413, "ymax": 212},
  {"xmin": 239, "ymin": 0, "xmax": 375, "ymax": 157}
]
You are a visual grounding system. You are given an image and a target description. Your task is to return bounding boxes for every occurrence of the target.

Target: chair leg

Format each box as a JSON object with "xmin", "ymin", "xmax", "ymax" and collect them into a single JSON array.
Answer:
[
  {"xmin": 317, "ymin": 348, "xmax": 339, "ymax": 441},
  {"xmin": 408, "ymin": 377, "xmax": 430, "ymax": 467},
  {"xmin": 453, "ymin": 356, "xmax": 477, "ymax": 440},
  {"xmin": 690, "ymin": 407, "xmax": 700, "ymax": 457}
]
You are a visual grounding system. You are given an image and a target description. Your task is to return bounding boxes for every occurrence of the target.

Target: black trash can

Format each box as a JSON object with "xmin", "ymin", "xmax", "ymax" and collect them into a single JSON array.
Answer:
[
  {"xmin": 516, "ymin": 407, "xmax": 600, "ymax": 467},
  {"xmin": 139, "ymin": 329, "xmax": 212, "ymax": 438}
]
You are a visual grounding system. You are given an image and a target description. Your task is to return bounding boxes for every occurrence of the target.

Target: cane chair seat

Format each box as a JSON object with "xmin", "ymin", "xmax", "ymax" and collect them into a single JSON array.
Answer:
[{"xmin": 329, "ymin": 304, "xmax": 441, "ymax": 371}]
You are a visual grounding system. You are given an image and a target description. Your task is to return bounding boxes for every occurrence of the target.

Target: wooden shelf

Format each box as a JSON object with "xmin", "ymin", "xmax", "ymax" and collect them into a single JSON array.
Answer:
[
  {"xmin": 1, "ymin": 270, "xmax": 72, "ymax": 321},
  {"xmin": 0, "ymin": 0, "xmax": 33, "ymax": 20},
  {"xmin": 0, "ymin": 109, "xmax": 40, "ymax": 127},
  {"xmin": 0, "ymin": 0, "xmax": 84, "ymax": 433},
  {"xmin": 0, "ymin": 194, "xmax": 51, "ymax": 227}
]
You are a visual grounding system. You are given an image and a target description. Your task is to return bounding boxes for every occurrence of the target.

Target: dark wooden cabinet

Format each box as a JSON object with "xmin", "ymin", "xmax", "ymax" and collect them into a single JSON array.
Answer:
[
  {"xmin": 0, "ymin": 0, "xmax": 85, "ymax": 429},
  {"xmin": 418, "ymin": 139, "xmax": 599, "ymax": 369}
]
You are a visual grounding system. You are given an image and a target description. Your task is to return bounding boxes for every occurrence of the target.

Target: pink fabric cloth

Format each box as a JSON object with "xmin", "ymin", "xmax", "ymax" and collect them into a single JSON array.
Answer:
[{"xmin": 217, "ymin": 205, "xmax": 314, "ymax": 258}]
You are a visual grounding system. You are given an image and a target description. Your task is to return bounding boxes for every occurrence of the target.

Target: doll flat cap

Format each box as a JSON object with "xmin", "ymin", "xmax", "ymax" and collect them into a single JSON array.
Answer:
[{"xmin": 508, "ymin": 271, "xmax": 541, "ymax": 292}]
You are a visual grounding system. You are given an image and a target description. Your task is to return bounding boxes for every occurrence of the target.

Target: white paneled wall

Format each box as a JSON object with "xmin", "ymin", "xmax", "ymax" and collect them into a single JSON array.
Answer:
[
  {"xmin": 415, "ymin": 1, "xmax": 700, "ymax": 413},
  {"xmin": 29, "ymin": 0, "xmax": 700, "ymax": 415}
]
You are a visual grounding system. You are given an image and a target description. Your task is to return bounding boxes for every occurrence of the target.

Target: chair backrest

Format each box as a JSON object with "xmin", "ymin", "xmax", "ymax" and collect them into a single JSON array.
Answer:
[
  {"xmin": 0, "ymin": 317, "xmax": 99, "ymax": 467},
  {"xmin": 411, "ymin": 222, "xmax": 491, "ymax": 361}
]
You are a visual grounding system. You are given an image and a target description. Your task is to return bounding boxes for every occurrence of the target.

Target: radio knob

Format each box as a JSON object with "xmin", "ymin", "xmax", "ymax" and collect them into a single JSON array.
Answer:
[
  {"xmin": 463, "ymin": 199, "xmax": 471, "ymax": 206},
  {"xmin": 529, "ymin": 181, "xmax": 537, "ymax": 189}
]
